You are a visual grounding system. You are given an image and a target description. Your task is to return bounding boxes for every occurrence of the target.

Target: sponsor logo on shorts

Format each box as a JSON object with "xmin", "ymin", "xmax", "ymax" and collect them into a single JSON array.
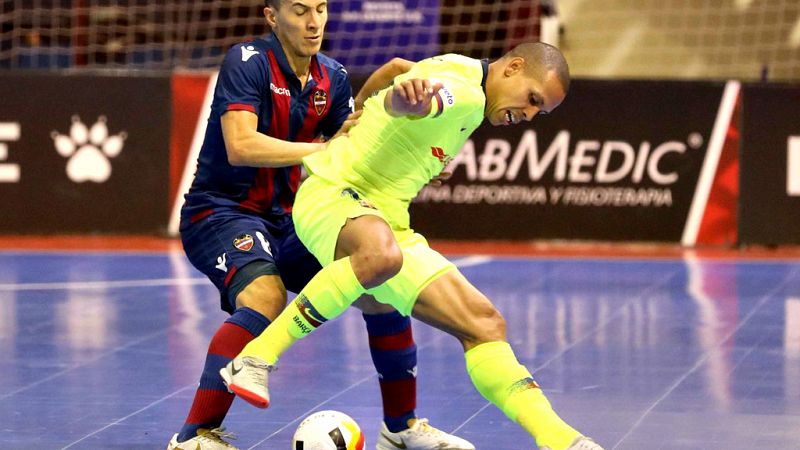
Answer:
[
  {"xmin": 215, "ymin": 253, "xmax": 228, "ymax": 272},
  {"xmin": 313, "ymin": 90, "xmax": 328, "ymax": 116},
  {"xmin": 341, "ymin": 187, "xmax": 377, "ymax": 210},
  {"xmin": 233, "ymin": 233, "xmax": 254, "ymax": 251}
]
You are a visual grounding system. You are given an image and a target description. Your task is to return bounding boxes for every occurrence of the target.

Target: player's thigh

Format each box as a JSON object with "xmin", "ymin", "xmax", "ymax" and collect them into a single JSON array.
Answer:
[
  {"xmin": 271, "ymin": 216, "xmax": 322, "ymax": 294},
  {"xmin": 267, "ymin": 216, "xmax": 396, "ymax": 314},
  {"xmin": 180, "ymin": 210, "xmax": 281, "ymax": 314},
  {"xmin": 293, "ymin": 175, "xmax": 390, "ymax": 266},
  {"xmin": 412, "ymin": 269, "xmax": 507, "ymax": 351}
]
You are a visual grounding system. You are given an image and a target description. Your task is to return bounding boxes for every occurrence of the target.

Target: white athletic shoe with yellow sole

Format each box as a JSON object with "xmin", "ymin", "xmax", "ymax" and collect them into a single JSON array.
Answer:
[{"xmin": 376, "ymin": 418, "xmax": 475, "ymax": 450}]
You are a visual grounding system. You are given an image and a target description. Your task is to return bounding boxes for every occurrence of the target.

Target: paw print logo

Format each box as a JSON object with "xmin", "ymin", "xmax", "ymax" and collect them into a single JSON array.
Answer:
[{"xmin": 51, "ymin": 115, "xmax": 127, "ymax": 183}]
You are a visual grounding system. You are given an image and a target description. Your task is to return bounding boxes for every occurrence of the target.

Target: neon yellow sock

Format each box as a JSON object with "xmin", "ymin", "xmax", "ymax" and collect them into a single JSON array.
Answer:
[
  {"xmin": 465, "ymin": 341, "xmax": 580, "ymax": 450},
  {"xmin": 240, "ymin": 257, "xmax": 365, "ymax": 364}
]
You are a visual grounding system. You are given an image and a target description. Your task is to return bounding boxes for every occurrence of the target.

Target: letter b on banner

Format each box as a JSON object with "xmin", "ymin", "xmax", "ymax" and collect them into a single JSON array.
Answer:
[{"xmin": 789, "ymin": 136, "xmax": 800, "ymax": 196}]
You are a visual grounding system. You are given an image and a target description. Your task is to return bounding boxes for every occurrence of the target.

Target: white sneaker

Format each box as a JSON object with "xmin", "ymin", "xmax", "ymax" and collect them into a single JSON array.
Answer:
[
  {"xmin": 541, "ymin": 436, "xmax": 604, "ymax": 450},
  {"xmin": 219, "ymin": 356, "xmax": 274, "ymax": 409},
  {"xmin": 376, "ymin": 418, "xmax": 475, "ymax": 450},
  {"xmin": 166, "ymin": 427, "xmax": 237, "ymax": 449}
]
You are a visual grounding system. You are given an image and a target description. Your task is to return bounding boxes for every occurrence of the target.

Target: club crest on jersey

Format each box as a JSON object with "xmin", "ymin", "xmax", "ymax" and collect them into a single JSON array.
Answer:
[
  {"xmin": 233, "ymin": 233, "xmax": 254, "ymax": 251},
  {"xmin": 313, "ymin": 90, "xmax": 328, "ymax": 116}
]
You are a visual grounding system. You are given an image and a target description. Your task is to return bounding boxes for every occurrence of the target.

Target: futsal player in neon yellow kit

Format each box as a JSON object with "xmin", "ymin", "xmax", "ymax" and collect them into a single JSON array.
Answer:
[{"xmin": 221, "ymin": 42, "xmax": 604, "ymax": 450}]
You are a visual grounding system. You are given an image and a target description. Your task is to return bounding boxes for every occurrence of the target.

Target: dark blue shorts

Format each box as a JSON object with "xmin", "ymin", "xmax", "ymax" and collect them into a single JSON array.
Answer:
[{"xmin": 180, "ymin": 209, "xmax": 322, "ymax": 314}]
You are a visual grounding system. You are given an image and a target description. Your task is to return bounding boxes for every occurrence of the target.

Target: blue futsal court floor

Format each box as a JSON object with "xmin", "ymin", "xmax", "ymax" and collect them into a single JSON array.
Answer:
[{"xmin": 1, "ymin": 243, "xmax": 800, "ymax": 449}]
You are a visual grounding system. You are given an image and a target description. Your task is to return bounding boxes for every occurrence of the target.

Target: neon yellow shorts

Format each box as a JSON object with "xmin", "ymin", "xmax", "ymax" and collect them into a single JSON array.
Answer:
[{"xmin": 293, "ymin": 175, "xmax": 455, "ymax": 316}]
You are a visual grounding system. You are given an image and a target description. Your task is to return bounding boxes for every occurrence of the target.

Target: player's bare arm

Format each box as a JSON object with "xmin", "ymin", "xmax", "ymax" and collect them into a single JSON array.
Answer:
[
  {"xmin": 221, "ymin": 110, "xmax": 325, "ymax": 167},
  {"xmin": 354, "ymin": 57, "xmax": 414, "ymax": 111},
  {"xmin": 428, "ymin": 170, "xmax": 452, "ymax": 186},
  {"xmin": 384, "ymin": 79, "xmax": 444, "ymax": 117}
]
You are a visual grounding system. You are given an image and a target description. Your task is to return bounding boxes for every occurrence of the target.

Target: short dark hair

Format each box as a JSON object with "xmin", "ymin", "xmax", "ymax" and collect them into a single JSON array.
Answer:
[
  {"xmin": 507, "ymin": 42, "xmax": 570, "ymax": 93},
  {"xmin": 264, "ymin": 0, "xmax": 280, "ymax": 8}
]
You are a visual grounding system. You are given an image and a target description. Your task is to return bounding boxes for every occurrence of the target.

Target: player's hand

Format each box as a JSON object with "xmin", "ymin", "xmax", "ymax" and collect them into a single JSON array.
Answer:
[
  {"xmin": 387, "ymin": 79, "xmax": 444, "ymax": 117},
  {"xmin": 427, "ymin": 170, "xmax": 452, "ymax": 187},
  {"xmin": 338, "ymin": 109, "xmax": 362, "ymax": 136},
  {"xmin": 325, "ymin": 110, "xmax": 362, "ymax": 143}
]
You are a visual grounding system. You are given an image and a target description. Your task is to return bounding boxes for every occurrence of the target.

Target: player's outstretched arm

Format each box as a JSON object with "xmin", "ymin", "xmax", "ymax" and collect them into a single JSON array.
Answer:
[
  {"xmin": 354, "ymin": 57, "xmax": 414, "ymax": 111},
  {"xmin": 221, "ymin": 110, "xmax": 325, "ymax": 167},
  {"xmin": 384, "ymin": 79, "xmax": 444, "ymax": 118}
]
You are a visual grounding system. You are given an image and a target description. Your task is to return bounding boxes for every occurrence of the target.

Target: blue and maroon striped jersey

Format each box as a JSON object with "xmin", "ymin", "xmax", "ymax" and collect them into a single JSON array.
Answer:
[{"xmin": 181, "ymin": 33, "xmax": 354, "ymax": 223}]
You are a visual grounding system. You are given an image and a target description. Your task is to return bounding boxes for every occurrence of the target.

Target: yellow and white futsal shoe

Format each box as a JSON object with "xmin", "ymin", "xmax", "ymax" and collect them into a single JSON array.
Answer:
[{"xmin": 376, "ymin": 418, "xmax": 475, "ymax": 450}]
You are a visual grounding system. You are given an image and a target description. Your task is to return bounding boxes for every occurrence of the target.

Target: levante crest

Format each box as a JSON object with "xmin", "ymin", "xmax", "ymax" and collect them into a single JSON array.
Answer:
[{"xmin": 313, "ymin": 90, "xmax": 328, "ymax": 116}]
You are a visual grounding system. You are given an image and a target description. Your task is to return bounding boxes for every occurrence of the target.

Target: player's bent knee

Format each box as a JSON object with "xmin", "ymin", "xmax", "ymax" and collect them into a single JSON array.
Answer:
[
  {"xmin": 351, "ymin": 244, "xmax": 403, "ymax": 288},
  {"xmin": 234, "ymin": 275, "xmax": 288, "ymax": 320}
]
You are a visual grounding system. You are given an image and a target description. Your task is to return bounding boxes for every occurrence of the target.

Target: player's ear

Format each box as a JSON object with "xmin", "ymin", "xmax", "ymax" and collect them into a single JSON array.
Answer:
[
  {"xmin": 504, "ymin": 57, "xmax": 525, "ymax": 77},
  {"xmin": 263, "ymin": 6, "xmax": 277, "ymax": 28}
]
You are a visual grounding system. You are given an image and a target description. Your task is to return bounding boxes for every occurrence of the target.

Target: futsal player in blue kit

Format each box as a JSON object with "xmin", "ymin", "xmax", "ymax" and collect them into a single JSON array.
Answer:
[{"xmin": 166, "ymin": 1, "xmax": 473, "ymax": 449}]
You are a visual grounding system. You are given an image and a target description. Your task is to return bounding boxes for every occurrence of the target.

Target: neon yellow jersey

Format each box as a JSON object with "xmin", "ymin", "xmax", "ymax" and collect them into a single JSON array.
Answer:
[{"xmin": 303, "ymin": 54, "xmax": 486, "ymax": 207}]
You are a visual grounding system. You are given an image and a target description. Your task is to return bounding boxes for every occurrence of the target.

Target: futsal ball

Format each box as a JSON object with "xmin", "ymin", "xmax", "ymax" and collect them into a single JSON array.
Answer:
[{"xmin": 292, "ymin": 410, "xmax": 365, "ymax": 450}]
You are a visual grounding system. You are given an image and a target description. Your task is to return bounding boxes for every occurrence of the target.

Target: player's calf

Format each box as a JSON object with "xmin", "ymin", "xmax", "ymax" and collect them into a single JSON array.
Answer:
[{"xmin": 458, "ymin": 300, "xmax": 508, "ymax": 350}]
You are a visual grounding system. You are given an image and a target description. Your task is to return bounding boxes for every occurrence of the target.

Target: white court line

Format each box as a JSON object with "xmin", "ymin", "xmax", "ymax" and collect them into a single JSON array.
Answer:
[
  {"xmin": 611, "ymin": 268, "xmax": 797, "ymax": 449},
  {"xmin": 248, "ymin": 320, "xmax": 457, "ymax": 449},
  {"xmin": 246, "ymin": 374, "xmax": 376, "ymax": 450},
  {"xmin": 0, "ymin": 328, "xmax": 170, "ymax": 402},
  {"xmin": 60, "ymin": 385, "xmax": 196, "ymax": 449},
  {"xmin": 0, "ymin": 258, "xmax": 490, "ymax": 292},
  {"xmin": 451, "ymin": 268, "xmax": 682, "ymax": 434},
  {"xmin": 0, "ymin": 277, "xmax": 208, "ymax": 291},
  {"xmin": 42, "ymin": 255, "xmax": 493, "ymax": 447}
]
